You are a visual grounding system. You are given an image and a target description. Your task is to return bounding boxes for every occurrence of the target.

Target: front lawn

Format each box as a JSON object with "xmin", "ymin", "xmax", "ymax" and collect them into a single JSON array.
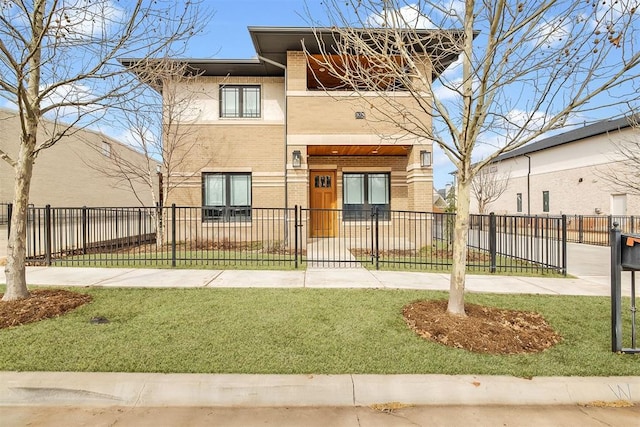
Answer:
[{"xmin": 0, "ymin": 287, "xmax": 635, "ymax": 376}]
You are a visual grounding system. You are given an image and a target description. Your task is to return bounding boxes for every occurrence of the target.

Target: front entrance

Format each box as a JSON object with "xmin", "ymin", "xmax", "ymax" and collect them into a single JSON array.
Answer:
[{"xmin": 309, "ymin": 170, "xmax": 337, "ymax": 237}]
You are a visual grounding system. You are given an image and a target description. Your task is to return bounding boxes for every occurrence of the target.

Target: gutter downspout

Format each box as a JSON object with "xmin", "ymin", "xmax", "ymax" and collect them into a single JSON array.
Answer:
[
  {"xmin": 524, "ymin": 154, "xmax": 531, "ymax": 216},
  {"xmin": 258, "ymin": 55, "xmax": 289, "ymax": 239}
]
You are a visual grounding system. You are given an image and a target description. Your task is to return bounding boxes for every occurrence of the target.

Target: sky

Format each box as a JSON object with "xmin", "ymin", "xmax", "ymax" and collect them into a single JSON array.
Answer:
[{"xmin": 187, "ymin": 0, "xmax": 321, "ymax": 59}]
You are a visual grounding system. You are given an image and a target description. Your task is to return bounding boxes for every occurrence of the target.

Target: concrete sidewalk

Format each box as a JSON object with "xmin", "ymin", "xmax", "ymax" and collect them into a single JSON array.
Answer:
[
  {"xmin": 0, "ymin": 265, "xmax": 623, "ymax": 296},
  {"xmin": 2, "ymin": 372, "xmax": 639, "ymax": 407}
]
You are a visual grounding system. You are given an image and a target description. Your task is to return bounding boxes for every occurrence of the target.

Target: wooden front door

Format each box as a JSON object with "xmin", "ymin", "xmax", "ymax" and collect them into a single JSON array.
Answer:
[{"xmin": 310, "ymin": 170, "xmax": 337, "ymax": 237}]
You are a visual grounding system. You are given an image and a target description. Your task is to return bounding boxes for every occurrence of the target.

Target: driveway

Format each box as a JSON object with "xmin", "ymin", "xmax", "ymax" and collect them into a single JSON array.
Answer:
[{"xmin": 566, "ymin": 242, "xmax": 623, "ymax": 287}]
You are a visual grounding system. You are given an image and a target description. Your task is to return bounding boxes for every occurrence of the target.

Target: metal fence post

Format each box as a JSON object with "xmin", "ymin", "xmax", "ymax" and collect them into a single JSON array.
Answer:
[
  {"xmin": 374, "ymin": 207, "xmax": 380, "ymax": 270},
  {"xmin": 578, "ymin": 215, "xmax": 584, "ymax": 243},
  {"xmin": 81, "ymin": 206, "xmax": 87, "ymax": 255},
  {"xmin": 171, "ymin": 204, "xmax": 177, "ymax": 267},
  {"xmin": 607, "ymin": 215, "xmax": 613, "ymax": 245},
  {"xmin": 632, "ymin": 216, "xmax": 635, "ymax": 234},
  {"xmin": 294, "ymin": 205, "xmax": 299, "ymax": 269},
  {"xmin": 44, "ymin": 204, "xmax": 52, "ymax": 266},
  {"xmin": 137, "ymin": 208, "xmax": 142, "ymax": 246},
  {"xmin": 561, "ymin": 214, "xmax": 567, "ymax": 276},
  {"xmin": 7, "ymin": 203, "xmax": 12, "ymax": 238},
  {"xmin": 489, "ymin": 212, "xmax": 497, "ymax": 273},
  {"xmin": 610, "ymin": 223, "xmax": 622, "ymax": 352}
]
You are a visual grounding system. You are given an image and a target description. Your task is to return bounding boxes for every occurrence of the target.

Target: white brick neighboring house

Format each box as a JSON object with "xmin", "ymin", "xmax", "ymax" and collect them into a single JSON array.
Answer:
[
  {"xmin": 471, "ymin": 116, "xmax": 640, "ymax": 216},
  {"xmin": 0, "ymin": 108, "xmax": 158, "ymax": 207}
]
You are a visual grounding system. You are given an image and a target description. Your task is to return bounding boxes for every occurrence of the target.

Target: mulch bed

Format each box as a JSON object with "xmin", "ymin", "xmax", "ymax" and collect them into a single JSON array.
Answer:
[
  {"xmin": 0, "ymin": 289, "xmax": 92, "ymax": 329},
  {"xmin": 403, "ymin": 300, "xmax": 562, "ymax": 354}
]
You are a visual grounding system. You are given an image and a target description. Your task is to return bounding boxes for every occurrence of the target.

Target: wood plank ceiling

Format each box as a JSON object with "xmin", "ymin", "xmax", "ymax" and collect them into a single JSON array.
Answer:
[{"xmin": 307, "ymin": 145, "xmax": 410, "ymax": 156}]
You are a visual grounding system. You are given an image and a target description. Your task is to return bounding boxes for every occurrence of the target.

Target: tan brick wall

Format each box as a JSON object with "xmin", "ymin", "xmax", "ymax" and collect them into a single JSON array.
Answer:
[
  {"xmin": 166, "ymin": 123, "xmax": 286, "ymax": 208},
  {"xmin": 307, "ymin": 155, "xmax": 409, "ymax": 210},
  {"xmin": 166, "ymin": 50, "xmax": 436, "ymax": 214},
  {"xmin": 287, "ymin": 51, "xmax": 307, "ymax": 91},
  {"xmin": 288, "ymin": 96, "xmax": 414, "ymax": 136},
  {"xmin": 0, "ymin": 109, "xmax": 157, "ymax": 207}
]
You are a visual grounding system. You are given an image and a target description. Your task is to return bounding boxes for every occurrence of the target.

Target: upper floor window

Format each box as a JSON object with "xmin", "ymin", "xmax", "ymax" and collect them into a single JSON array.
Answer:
[
  {"xmin": 516, "ymin": 193, "xmax": 523, "ymax": 213},
  {"xmin": 219, "ymin": 85, "xmax": 261, "ymax": 118},
  {"xmin": 542, "ymin": 191, "xmax": 550, "ymax": 213}
]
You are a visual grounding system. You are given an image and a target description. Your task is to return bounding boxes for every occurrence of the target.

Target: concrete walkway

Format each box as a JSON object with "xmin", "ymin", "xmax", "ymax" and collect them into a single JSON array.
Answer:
[{"xmin": 2, "ymin": 261, "xmax": 627, "ymax": 297}]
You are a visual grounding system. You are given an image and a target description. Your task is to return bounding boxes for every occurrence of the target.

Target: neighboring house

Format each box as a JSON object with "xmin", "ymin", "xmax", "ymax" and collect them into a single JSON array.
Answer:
[
  {"xmin": 432, "ymin": 189, "xmax": 447, "ymax": 213},
  {"xmin": 472, "ymin": 115, "xmax": 640, "ymax": 216},
  {"xmin": 123, "ymin": 27, "xmax": 461, "ymax": 238},
  {"xmin": 0, "ymin": 108, "xmax": 157, "ymax": 207}
]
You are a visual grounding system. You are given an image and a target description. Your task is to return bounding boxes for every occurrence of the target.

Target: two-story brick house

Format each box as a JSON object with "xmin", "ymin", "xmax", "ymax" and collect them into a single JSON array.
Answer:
[{"xmin": 124, "ymin": 27, "xmax": 460, "ymax": 242}]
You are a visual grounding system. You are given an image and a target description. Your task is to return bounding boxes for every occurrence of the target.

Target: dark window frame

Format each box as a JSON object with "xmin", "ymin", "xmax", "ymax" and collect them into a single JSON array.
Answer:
[
  {"xmin": 202, "ymin": 172, "xmax": 252, "ymax": 222},
  {"xmin": 342, "ymin": 172, "xmax": 391, "ymax": 221},
  {"xmin": 219, "ymin": 85, "xmax": 261, "ymax": 118},
  {"xmin": 542, "ymin": 190, "xmax": 550, "ymax": 213},
  {"xmin": 516, "ymin": 193, "xmax": 523, "ymax": 213}
]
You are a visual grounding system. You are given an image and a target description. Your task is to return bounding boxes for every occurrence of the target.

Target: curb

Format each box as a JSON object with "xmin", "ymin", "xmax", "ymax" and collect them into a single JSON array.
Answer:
[{"xmin": 1, "ymin": 373, "xmax": 639, "ymax": 407}]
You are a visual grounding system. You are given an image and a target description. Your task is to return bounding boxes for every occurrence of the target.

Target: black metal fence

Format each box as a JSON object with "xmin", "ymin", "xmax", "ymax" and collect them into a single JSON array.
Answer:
[
  {"xmin": 0, "ymin": 202, "xmax": 9, "ymax": 225},
  {"xmin": 565, "ymin": 215, "xmax": 640, "ymax": 246},
  {"xmin": 467, "ymin": 214, "xmax": 567, "ymax": 275},
  {"xmin": 5, "ymin": 204, "xmax": 567, "ymax": 274}
]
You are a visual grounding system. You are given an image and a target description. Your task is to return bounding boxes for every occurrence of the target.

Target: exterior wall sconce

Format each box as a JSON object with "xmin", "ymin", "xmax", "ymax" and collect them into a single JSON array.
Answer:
[
  {"xmin": 420, "ymin": 150, "xmax": 432, "ymax": 168},
  {"xmin": 292, "ymin": 150, "xmax": 302, "ymax": 168}
]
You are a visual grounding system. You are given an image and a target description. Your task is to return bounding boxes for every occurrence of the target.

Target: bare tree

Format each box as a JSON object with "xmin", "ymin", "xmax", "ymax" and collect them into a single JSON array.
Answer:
[
  {"xmin": 471, "ymin": 166, "xmax": 510, "ymax": 214},
  {"xmin": 308, "ymin": 0, "xmax": 640, "ymax": 315},
  {"xmin": 0, "ymin": 0, "xmax": 208, "ymax": 301},
  {"xmin": 87, "ymin": 59, "xmax": 205, "ymax": 246}
]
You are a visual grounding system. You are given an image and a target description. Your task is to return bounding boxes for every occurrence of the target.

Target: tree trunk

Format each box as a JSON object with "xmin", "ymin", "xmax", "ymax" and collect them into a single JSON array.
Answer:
[
  {"xmin": 3, "ymin": 134, "xmax": 36, "ymax": 302},
  {"xmin": 447, "ymin": 177, "xmax": 471, "ymax": 316}
]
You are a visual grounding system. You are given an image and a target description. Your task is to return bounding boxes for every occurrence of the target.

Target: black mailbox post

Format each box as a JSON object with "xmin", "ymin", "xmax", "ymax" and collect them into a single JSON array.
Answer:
[{"xmin": 610, "ymin": 225, "xmax": 639, "ymax": 354}]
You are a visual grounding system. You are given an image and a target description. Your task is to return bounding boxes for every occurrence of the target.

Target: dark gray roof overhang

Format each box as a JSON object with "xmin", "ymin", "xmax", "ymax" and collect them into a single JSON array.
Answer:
[
  {"xmin": 121, "ymin": 26, "xmax": 470, "ymax": 79},
  {"xmin": 118, "ymin": 58, "xmax": 285, "ymax": 79},
  {"xmin": 493, "ymin": 115, "xmax": 639, "ymax": 162},
  {"xmin": 249, "ymin": 26, "xmax": 469, "ymax": 79}
]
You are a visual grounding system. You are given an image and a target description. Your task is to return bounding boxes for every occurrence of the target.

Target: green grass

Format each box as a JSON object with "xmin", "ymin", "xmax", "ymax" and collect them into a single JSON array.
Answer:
[{"xmin": 0, "ymin": 287, "xmax": 636, "ymax": 376}]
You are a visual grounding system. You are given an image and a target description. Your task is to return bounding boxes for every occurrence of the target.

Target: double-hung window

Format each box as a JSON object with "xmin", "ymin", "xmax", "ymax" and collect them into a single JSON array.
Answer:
[
  {"xmin": 219, "ymin": 85, "xmax": 261, "ymax": 118},
  {"xmin": 343, "ymin": 172, "xmax": 390, "ymax": 220},
  {"xmin": 202, "ymin": 173, "xmax": 251, "ymax": 221}
]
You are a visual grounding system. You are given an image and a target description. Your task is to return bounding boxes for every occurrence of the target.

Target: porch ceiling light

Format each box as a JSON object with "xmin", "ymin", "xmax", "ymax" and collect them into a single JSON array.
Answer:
[
  {"xmin": 292, "ymin": 150, "xmax": 302, "ymax": 168},
  {"xmin": 420, "ymin": 150, "xmax": 432, "ymax": 168}
]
